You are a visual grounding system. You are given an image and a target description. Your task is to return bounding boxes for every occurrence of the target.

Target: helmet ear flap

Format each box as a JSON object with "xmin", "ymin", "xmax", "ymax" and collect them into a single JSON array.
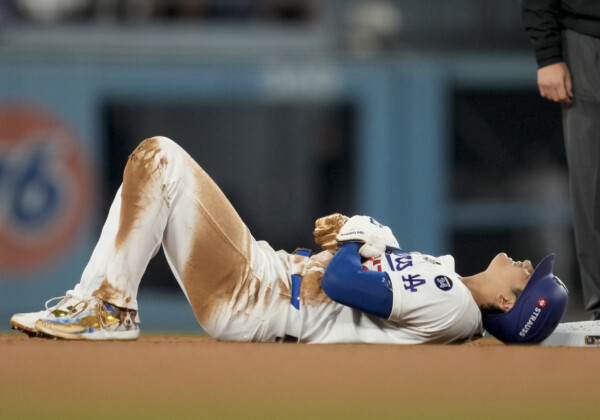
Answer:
[{"xmin": 482, "ymin": 254, "xmax": 568, "ymax": 344}]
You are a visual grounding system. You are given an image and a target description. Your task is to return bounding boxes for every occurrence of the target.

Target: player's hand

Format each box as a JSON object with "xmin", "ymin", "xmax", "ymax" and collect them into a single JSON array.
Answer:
[
  {"xmin": 313, "ymin": 213, "xmax": 349, "ymax": 252},
  {"xmin": 537, "ymin": 62, "xmax": 573, "ymax": 105},
  {"xmin": 336, "ymin": 215, "xmax": 399, "ymax": 258}
]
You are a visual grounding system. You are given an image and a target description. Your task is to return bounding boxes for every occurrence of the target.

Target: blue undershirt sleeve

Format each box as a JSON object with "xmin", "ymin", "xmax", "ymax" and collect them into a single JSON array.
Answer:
[{"xmin": 321, "ymin": 242, "xmax": 393, "ymax": 319}]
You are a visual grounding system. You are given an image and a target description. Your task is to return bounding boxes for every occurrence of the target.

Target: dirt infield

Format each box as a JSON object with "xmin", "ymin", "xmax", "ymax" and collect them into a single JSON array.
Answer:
[{"xmin": 1, "ymin": 333, "xmax": 597, "ymax": 420}]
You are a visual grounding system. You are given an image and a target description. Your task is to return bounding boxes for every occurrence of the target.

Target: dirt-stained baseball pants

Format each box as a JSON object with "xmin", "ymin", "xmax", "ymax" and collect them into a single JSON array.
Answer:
[{"xmin": 70, "ymin": 136, "xmax": 304, "ymax": 341}]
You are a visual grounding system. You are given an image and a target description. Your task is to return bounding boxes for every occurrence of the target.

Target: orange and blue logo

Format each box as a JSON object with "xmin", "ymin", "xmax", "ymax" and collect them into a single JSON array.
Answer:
[{"xmin": 0, "ymin": 105, "xmax": 95, "ymax": 274}]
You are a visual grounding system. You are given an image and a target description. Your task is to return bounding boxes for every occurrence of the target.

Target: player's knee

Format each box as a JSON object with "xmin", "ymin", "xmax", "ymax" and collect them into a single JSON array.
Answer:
[
  {"xmin": 135, "ymin": 136, "xmax": 177, "ymax": 153},
  {"xmin": 126, "ymin": 137, "xmax": 172, "ymax": 177},
  {"xmin": 131, "ymin": 136, "xmax": 181, "ymax": 161},
  {"xmin": 148, "ymin": 136, "xmax": 177, "ymax": 149},
  {"xmin": 126, "ymin": 136, "xmax": 197, "ymax": 183}
]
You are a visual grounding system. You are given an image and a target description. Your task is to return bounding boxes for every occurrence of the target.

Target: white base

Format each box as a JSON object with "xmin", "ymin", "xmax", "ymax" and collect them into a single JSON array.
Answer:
[
  {"xmin": 83, "ymin": 328, "xmax": 141, "ymax": 340},
  {"xmin": 540, "ymin": 321, "xmax": 600, "ymax": 347}
]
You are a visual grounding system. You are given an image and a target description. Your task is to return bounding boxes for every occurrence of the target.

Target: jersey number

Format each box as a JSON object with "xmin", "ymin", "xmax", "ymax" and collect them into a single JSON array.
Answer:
[
  {"xmin": 385, "ymin": 253, "xmax": 413, "ymax": 271},
  {"xmin": 402, "ymin": 274, "xmax": 426, "ymax": 293}
]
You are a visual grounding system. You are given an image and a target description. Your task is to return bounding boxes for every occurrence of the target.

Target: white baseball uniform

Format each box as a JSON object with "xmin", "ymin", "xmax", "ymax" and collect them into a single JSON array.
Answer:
[
  {"xmin": 290, "ymin": 252, "xmax": 483, "ymax": 344},
  {"xmin": 69, "ymin": 136, "xmax": 483, "ymax": 344}
]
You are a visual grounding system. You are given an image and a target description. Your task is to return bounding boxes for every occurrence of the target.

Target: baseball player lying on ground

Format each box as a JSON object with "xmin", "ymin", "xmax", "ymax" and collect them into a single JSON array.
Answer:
[{"xmin": 10, "ymin": 137, "xmax": 568, "ymax": 344}]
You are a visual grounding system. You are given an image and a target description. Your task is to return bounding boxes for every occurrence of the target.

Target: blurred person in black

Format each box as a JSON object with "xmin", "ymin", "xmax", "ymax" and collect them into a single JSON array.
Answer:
[{"xmin": 522, "ymin": 1, "xmax": 600, "ymax": 320}]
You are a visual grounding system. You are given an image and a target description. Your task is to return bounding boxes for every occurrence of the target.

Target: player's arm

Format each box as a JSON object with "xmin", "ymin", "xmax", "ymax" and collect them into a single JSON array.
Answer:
[{"xmin": 321, "ymin": 242, "xmax": 393, "ymax": 319}]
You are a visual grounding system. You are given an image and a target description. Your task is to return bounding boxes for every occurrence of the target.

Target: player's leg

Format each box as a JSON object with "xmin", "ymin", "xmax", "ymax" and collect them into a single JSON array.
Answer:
[
  {"xmin": 89, "ymin": 136, "xmax": 294, "ymax": 340},
  {"xmin": 154, "ymin": 137, "xmax": 292, "ymax": 341},
  {"xmin": 27, "ymin": 136, "xmax": 292, "ymax": 340}
]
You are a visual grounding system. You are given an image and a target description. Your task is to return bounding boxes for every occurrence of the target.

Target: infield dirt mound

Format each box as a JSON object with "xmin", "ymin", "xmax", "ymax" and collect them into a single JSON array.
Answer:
[{"xmin": 1, "ymin": 334, "xmax": 597, "ymax": 420}]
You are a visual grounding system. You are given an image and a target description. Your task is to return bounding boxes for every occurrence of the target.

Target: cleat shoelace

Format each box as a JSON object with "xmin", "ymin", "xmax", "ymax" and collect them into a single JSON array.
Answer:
[{"xmin": 45, "ymin": 295, "xmax": 91, "ymax": 320}]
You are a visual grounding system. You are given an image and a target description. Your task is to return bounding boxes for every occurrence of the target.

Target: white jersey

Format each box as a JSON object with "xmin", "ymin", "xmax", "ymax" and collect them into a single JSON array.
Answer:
[{"xmin": 285, "ymin": 251, "xmax": 483, "ymax": 344}]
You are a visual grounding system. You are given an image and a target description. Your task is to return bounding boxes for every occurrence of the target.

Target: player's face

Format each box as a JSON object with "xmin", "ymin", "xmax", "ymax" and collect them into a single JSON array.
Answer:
[{"xmin": 487, "ymin": 253, "xmax": 533, "ymax": 307}]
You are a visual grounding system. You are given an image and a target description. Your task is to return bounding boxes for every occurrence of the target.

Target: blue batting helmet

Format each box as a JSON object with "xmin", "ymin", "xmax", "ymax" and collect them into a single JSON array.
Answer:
[{"xmin": 482, "ymin": 254, "xmax": 568, "ymax": 344}]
